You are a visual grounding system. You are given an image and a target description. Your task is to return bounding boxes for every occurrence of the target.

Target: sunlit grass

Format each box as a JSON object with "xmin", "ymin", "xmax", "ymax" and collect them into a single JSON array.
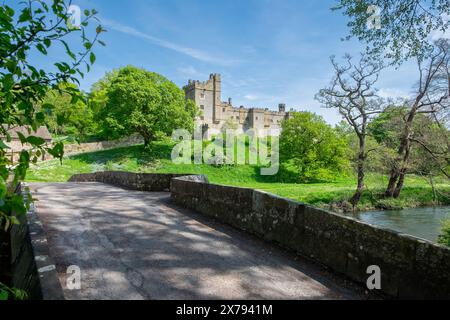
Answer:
[{"xmin": 26, "ymin": 142, "xmax": 450, "ymax": 210}]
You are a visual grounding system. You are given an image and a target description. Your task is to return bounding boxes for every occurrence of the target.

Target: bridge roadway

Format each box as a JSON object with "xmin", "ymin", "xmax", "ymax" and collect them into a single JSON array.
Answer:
[{"xmin": 29, "ymin": 182, "xmax": 373, "ymax": 300}]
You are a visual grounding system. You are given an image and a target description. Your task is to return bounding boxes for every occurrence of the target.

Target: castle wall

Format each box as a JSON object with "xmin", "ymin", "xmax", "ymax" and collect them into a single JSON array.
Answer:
[{"xmin": 183, "ymin": 74, "xmax": 293, "ymax": 138}]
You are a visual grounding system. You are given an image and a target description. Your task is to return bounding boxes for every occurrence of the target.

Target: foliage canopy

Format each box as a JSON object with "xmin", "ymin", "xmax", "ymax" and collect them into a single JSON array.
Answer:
[
  {"xmin": 93, "ymin": 66, "xmax": 198, "ymax": 146},
  {"xmin": 279, "ymin": 112, "xmax": 349, "ymax": 183}
]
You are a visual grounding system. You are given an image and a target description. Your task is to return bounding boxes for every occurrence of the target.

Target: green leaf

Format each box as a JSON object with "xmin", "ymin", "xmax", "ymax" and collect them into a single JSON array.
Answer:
[
  {"xmin": 90, "ymin": 52, "xmax": 96, "ymax": 64},
  {"xmin": 9, "ymin": 194, "xmax": 26, "ymax": 216},
  {"xmin": 47, "ymin": 142, "xmax": 65, "ymax": 162},
  {"xmin": 0, "ymin": 140, "xmax": 10, "ymax": 150},
  {"xmin": 18, "ymin": 150, "xmax": 30, "ymax": 169},
  {"xmin": 0, "ymin": 166, "xmax": 8, "ymax": 180},
  {"xmin": 35, "ymin": 112, "xmax": 45, "ymax": 124},
  {"xmin": 16, "ymin": 132, "xmax": 27, "ymax": 145},
  {"xmin": 56, "ymin": 114, "xmax": 66, "ymax": 126},
  {"xmin": 0, "ymin": 290, "xmax": 8, "ymax": 301},
  {"xmin": 36, "ymin": 43, "xmax": 47, "ymax": 55},
  {"xmin": 18, "ymin": 8, "xmax": 31, "ymax": 23},
  {"xmin": 84, "ymin": 42, "xmax": 92, "ymax": 50},
  {"xmin": 70, "ymin": 94, "xmax": 79, "ymax": 104},
  {"xmin": 54, "ymin": 62, "xmax": 68, "ymax": 73},
  {"xmin": 0, "ymin": 177, "xmax": 6, "ymax": 199},
  {"xmin": 60, "ymin": 40, "xmax": 76, "ymax": 60},
  {"xmin": 27, "ymin": 136, "xmax": 46, "ymax": 147},
  {"xmin": 5, "ymin": 60, "xmax": 18, "ymax": 73}
]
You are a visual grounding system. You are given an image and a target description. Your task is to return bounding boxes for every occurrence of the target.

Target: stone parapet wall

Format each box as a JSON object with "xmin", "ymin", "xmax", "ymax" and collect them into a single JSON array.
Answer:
[
  {"xmin": 68, "ymin": 171, "xmax": 198, "ymax": 192},
  {"xmin": 170, "ymin": 175, "xmax": 450, "ymax": 299},
  {"xmin": 10, "ymin": 184, "xmax": 64, "ymax": 300}
]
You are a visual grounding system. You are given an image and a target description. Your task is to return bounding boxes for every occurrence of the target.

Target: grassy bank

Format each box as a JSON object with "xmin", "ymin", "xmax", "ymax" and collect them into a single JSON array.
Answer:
[{"xmin": 26, "ymin": 142, "xmax": 450, "ymax": 211}]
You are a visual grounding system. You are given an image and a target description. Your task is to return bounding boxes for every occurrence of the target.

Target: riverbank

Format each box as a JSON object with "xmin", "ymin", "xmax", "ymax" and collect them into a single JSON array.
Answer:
[{"xmin": 25, "ymin": 143, "xmax": 450, "ymax": 212}]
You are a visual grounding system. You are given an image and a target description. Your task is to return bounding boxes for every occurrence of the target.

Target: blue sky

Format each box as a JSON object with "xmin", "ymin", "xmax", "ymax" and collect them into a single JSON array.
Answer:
[{"xmin": 18, "ymin": 0, "xmax": 428, "ymax": 124}]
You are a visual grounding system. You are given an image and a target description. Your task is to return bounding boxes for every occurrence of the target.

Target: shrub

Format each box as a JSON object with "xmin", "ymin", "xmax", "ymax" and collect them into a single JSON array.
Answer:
[{"xmin": 438, "ymin": 220, "xmax": 450, "ymax": 247}]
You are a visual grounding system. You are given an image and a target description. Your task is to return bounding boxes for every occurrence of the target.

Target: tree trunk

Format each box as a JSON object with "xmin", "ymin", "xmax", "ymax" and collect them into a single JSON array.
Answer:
[
  {"xmin": 385, "ymin": 168, "xmax": 399, "ymax": 197},
  {"xmin": 385, "ymin": 105, "xmax": 418, "ymax": 198},
  {"xmin": 350, "ymin": 165, "xmax": 365, "ymax": 208},
  {"xmin": 350, "ymin": 136, "xmax": 366, "ymax": 208},
  {"xmin": 393, "ymin": 169, "xmax": 406, "ymax": 198},
  {"xmin": 142, "ymin": 132, "xmax": 153, "ymax": 149},
  {"xmin": 393, "ymin": 142, "xmax": 412, "ymax": 198}
]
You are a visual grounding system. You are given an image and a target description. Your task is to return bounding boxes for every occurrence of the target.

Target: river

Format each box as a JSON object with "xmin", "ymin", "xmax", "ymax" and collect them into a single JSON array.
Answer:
[{"xmin": 350, "ymin": 206, "xmax": 450, "ymax": 243}]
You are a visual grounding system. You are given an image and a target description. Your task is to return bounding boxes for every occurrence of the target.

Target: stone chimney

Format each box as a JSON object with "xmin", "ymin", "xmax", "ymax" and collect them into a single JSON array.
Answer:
[{"xmin": 228, "ymin": 98, "xmax": 232, "ymax": 105}]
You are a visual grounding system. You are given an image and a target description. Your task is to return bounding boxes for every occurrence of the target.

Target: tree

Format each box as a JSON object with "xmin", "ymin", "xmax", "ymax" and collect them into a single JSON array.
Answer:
[
  {"xmin": 316, "ymin": 54, "xmax": 384, "ymax": 207},
  {"xmin": 370, "ymin": 106, "xmax": 406, "ymax": 149},
  {"xmin": 411, "ymin": 116, "xmax": 450, "ymax": 202},
  {"xmin": 385, "ymin": 40, "xmax": 450, "ymax": 198},
  {"xmin": 279, "ymin": 112, "xmax": 349, "ymax": 183},
  {"xmin": 89, "ymin": 69, "xmax": 119, "ymax": 122},
  {"xmin": 334, "ymin": 0, "xmax": 450, "ymax": 63},
  {"xmin": 98, "ymin": 66, "xmax": 198, "ymax": 147},
  {"xmin": 41, "ymin": 83, "xmax": 95, "ymax": 141},
  {"xmin": 371, "ymin": 106, "xmax": 450, "ymax": 200},
  {"xmin": 0, "ymin": 0, "xmax": 103, "ymax": 299}
]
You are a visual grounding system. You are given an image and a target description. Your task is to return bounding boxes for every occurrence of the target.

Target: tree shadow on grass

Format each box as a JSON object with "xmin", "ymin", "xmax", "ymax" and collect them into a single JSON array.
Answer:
[{"xmin": 67, "ymin": 142, "xmax": 175, "ymax": 167}]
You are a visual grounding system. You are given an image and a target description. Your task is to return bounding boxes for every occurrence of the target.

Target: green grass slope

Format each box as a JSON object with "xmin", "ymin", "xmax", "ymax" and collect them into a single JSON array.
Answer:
[{"xmin": 26, "ymin": 142, "xmax": 450, "ymax": 211}]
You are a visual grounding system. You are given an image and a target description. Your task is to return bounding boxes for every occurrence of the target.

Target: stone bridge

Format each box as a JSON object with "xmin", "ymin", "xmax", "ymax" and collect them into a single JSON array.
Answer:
[
  {"xmin": 10, "ymin": 172, "xmax": 450, "ymax": 300},
  {"xmin": 25, "ymin": 182, "xmax": 368, "ymax": 300}
]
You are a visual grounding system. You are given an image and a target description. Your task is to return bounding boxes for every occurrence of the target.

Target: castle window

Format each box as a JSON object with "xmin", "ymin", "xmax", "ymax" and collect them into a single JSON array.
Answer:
[
  {"xmin": 256, "ymin": 117, "xmax": 259, "ymax": 120},
  {"xmin": 200, "ymin": 93, "xmax": 205, "ymax": 100},
  {"xmin": 200, "ymin": 116, "xmax": 204, "ymax": 121},
  {"xmin": 223, "ymin": 108, "xmax": 226, "ymax": 112},
  {"xmin": 200, "ymin": 105, "xmax": 204, "ymax": 110}
]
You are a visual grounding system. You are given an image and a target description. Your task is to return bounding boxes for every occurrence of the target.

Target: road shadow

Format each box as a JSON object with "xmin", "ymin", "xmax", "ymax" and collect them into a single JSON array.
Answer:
[{"xmin": 29, "ymin": 182, "xmax": 378, "ymax": 300}]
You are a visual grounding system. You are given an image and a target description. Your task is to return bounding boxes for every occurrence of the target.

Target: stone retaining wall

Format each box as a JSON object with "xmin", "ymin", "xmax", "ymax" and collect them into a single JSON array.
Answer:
[
  {"xmin": 170, "ymin": 175, "xmax": 450, "ymax": 299},
  {"xmin": 10, "ymin": 184, "xmax": 64, "ymax": 300},
  {"xmin": 64, "ymin": 135, "xmax": 143, "ymax": 156}
]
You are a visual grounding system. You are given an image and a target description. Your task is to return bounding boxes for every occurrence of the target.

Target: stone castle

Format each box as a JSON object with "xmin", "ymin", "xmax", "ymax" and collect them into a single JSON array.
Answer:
[{"xmin": 183, "ymin": 74, "xmax": 296, "ymax": 137}]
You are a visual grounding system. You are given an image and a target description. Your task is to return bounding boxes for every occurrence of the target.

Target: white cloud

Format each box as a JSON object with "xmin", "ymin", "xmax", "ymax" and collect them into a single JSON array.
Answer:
[
  {"xmin": 378, "ymin": 88, "xmax": 412, "ymax": 99},
  {"xmin": 244, "ymin": 94, "xmax": 259, "ymax": 101},
  {"xmin": 101, "ymin": 17, "xmax": 237, "ymax": 66},
  {"xmin": 177, "ymin": 66, "xmax": 204, "ymax": 78}
]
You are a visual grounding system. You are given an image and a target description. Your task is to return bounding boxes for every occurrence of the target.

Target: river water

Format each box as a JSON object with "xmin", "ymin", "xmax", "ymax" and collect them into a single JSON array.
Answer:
[{"xmin": 350, "ymin": 206, "xmax": 450, "ymax": 243}]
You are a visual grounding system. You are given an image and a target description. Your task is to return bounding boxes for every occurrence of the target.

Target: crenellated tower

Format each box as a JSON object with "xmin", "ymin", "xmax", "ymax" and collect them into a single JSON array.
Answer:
[{"xmin": 183, "ymin": 73, "xmax": 297, "ymax": 138}]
